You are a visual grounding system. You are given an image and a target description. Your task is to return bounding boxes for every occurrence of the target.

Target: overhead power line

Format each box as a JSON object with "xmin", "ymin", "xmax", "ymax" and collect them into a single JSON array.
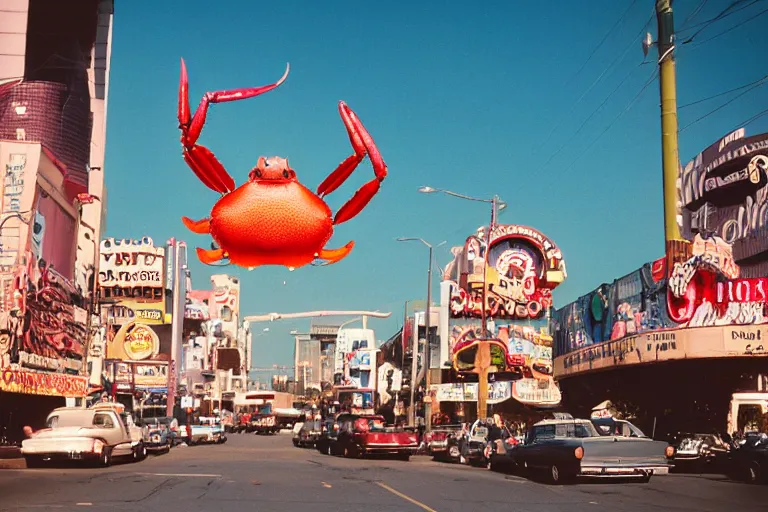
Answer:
[
  {"xmin": 533, "ymin": 9, "xmax": 655, "ymax": 161},
  {"xmin": 679, "ymin": 0, "xmax": 709, "ymax": 31},
  {"xmin": 680, "ymin": 0, "xmax": 763, "ymax": 42},
  {"xmin": 680, "ymin": 76, "xmax": 768, "ymax": 132},
  {"xmin": 727, "ymin": 108, "xmax": 768, "ymax": 133},
  {"xmin": 684, "ymin": 5, "xmax": 768, "ymax": 48},
  {"xmin": 679, "ymin": 74, "xmax": 768, "ymax": 109},
  {"xmin": 560, "ymin": 70, "xmax": 658, "ymax": 175},
  {"xmin": 566, "ymin": 0, "xmax": 641, "ymax": 86}
]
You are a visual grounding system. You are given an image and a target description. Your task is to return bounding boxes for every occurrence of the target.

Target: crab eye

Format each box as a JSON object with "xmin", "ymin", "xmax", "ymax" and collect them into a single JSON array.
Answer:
[
  {"xmin": 282, "ymin": 170, "xmax": 290, "ymax": 179},
  {"xmin": 254, "ymin": 170, "xmax": 262, "ymax": 178}
]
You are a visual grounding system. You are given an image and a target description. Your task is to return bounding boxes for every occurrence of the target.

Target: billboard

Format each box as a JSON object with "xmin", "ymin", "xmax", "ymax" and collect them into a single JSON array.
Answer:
[
  {"xmin": 98, "ymin": 237, "xmax": 166, "ymax": 322},
  {"xmin": 440, "ymin": 224, "xmax": 567, "ymax": 407},
  {"xmin": 447, "ymin": 225, "xmax": 566, "ymax": 320}
]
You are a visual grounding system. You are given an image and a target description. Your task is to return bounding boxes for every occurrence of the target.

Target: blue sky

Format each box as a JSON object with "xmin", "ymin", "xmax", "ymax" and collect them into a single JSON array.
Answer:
[{"xmin": 104, "ymin": 0, "xmax": 768, "ymax": 372}]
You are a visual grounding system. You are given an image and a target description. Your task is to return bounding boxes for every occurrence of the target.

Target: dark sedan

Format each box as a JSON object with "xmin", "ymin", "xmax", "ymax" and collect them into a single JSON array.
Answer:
[{"xmin": 728, "ymin": 433, "xmax": 768, "ymax": 484}]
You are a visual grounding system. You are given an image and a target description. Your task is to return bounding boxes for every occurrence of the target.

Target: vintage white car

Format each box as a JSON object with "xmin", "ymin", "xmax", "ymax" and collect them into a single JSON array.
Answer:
[{"xmin": 21, "ymin": 402, "xmax": 146, "ymax": 467}]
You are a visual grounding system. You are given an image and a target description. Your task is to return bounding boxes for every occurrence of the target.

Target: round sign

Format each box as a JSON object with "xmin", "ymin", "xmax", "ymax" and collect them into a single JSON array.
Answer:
[{"xmin": 120, "ymin": 323, "xmax": 159, "ymax": 360}]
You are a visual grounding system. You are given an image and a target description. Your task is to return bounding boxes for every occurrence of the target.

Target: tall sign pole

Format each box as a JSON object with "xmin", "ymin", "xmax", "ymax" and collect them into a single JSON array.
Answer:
[
  {"xmin": 655, "ymin": 0, "xmax": 687, "ymax": 270},
  {"xmin": 477, "ymin": 195, "xmax": 500, "ymax": 420}
]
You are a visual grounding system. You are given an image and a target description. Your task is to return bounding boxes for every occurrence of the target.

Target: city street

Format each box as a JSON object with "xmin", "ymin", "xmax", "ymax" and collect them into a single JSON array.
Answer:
[{"xmin": 1, "ymin": 433, "xmax": 766, "ymax": 512}]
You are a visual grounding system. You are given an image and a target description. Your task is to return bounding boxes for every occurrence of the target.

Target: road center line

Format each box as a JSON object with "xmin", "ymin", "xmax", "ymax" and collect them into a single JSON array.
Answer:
[
  {"xmin": 375, "ymin": 481, "xmax": 438, "ymax": 512},
  {"xmin": 135, "ymin": 472, "xmax": 221, "ymax": 478}
]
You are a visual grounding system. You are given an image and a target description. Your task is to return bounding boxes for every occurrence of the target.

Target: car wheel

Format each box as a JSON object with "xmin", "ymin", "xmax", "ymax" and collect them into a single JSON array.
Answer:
[
  {"xmin": 747, "ymin": 462, "xmax": 761, "ymax": 483},
  {"xmin": 550, "ymin": 464, "xmax": 561, "ymax": 483},
  {"xmin": 292, "ymin": 439, "xmax": 299, "ymax": 447},
  {"xmin": 448, "ymin": 445, "xmax": 460, "ymax": 459},
  {"xmin": 100, "ymin": 448, "xmax": 112, "ymax": 467}
]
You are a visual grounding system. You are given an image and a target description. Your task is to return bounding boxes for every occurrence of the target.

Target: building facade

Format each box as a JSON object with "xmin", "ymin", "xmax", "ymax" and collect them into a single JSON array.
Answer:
[
  {"xmin": 552, "ymin": 128, "xmax": 768, "ymax": 435},
  {"xmin": 0, "ymin": 0, "xmax": 113, "ymax": 442}
]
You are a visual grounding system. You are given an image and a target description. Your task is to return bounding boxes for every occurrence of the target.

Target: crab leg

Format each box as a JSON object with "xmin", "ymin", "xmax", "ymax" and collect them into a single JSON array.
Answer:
[
  {"xmin": 316, "ymin": 102, "xmax": 387, "ymax": 225},
  {"xmin": 317, "ymin": 241, "xmax": 355, "ymax": 265},
  {"xmin": 181, "ymin": 216, "xmax": 211, "ymax": 234},
  {"xmin": 196, "ymin": 247, "xmax": 226, "ymax": 265},
  {"xmin": 178, "ymin": 58, "xmax": 290, "ymax": 194}
]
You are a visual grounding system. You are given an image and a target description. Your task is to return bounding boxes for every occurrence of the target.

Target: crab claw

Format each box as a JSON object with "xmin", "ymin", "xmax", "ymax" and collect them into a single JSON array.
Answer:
[{"xmin": 334, "ymin": 178, "xmax": 381, "ymax": 225}]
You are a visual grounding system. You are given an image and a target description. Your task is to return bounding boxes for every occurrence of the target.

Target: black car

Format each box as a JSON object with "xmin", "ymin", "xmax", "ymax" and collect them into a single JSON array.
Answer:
[
  {"xmin": 728, "ymin": 433, "xmax": 768, "ymax": 484},
  {"xmin": 316, "ymin": 414, "xmax": 354, "ymax": 456},
  {"xmin": 490, "ymin": 417, "xmax": 674, "ymax": 484}
]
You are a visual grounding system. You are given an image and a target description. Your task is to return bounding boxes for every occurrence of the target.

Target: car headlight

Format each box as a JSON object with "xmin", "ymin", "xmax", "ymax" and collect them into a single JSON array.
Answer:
[{"xmin": 93, "ymin": 439, "xmax": 105, "ymax": 455}]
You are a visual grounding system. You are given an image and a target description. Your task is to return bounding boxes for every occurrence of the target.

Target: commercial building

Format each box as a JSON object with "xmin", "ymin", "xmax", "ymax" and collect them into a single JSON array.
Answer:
[
  {"xmin": 95, "ymin": 237, "xmax": 188, "ymax": 418},
  {"xmin": 180, "ymin": 274, "xmax": 247, "ymax": 414},
  {"xmin": 552, "ymin": 128, "xmax": 768, "ymax": 436},
  {"xmin": 0, "ymin": 0, "xmax": 113, "ymax": 442}
]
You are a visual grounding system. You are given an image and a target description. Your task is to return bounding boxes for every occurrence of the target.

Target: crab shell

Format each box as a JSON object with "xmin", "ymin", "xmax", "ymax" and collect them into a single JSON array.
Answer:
[{"xmin": 209, "ymin": 175, "xmax": 334, "ymax": 269}]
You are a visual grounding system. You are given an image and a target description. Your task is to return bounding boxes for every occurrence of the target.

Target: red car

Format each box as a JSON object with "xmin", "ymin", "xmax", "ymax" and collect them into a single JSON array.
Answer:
[{"xmin": 333, "ymin": 414, "xmax": 418, "ymax": 460}]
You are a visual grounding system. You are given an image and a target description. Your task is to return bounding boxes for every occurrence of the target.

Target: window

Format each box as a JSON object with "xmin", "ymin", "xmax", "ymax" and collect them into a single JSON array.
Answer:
[
  {"xmin": 532, "ymin": 424, "xmax": 556, "ymax": 441},
  {"xmin": 46, "ymin": 416, "xmax": 58, "ymax": 428},
  {"xmin": 93, "ymin": 413, "xmax": 115, "ymax": 428}
]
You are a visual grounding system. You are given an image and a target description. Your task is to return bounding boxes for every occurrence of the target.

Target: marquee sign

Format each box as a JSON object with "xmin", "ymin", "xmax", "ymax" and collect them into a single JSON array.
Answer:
[
  {"xmin": 448, "ymin": 224, "xmax": 567, "ymax": 320},
  {"xmin": 0, "ymin": 369, "xmax": 87, "ymax": 397}
]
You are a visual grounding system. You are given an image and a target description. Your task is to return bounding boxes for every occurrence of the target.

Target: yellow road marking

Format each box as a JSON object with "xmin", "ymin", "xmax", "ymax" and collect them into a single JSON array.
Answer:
[{"xmin": 375, "ymin": 482, "xmax": 438, "ymax": 512}]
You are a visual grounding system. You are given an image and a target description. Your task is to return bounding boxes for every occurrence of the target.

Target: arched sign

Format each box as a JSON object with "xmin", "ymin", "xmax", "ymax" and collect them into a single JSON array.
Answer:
[{"xmin": 449, "ymin": 224, "xmax": 567, "ymax": 320}]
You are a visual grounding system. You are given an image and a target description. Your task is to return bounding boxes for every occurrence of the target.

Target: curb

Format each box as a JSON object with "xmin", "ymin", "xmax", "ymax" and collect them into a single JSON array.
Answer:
[{"xmin": 0, "ymin": 459, "xmax": 26, "ymax": 470}]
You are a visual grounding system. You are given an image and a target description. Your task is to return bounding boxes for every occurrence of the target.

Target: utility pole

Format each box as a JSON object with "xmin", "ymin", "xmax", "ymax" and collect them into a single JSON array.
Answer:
[
  {"xmin": 424, "ymin": 243, "xmax": 433, "ymax": 431},
  {"xmin": 654, "ymin": 0, "xmax": 687, "ymax": 270}
]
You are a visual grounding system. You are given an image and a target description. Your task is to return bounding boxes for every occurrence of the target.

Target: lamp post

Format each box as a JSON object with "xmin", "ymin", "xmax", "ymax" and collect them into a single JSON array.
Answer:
[
  {"xmin": 418, "ymin": 186, "xmax": 506, "ymax": 420},
  {"xmin": 397, "ymin": 237, "xmax": 445, "ymax": 430}
]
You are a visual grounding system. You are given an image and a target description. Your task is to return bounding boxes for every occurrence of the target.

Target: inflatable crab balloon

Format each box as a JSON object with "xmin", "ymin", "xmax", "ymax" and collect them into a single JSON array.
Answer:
[{"xmin": 177, "ymin": 58, "xmax": 388, "ymax": 269}]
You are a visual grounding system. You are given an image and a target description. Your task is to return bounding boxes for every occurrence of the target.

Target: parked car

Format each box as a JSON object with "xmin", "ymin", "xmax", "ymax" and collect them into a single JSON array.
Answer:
[
  {"xmin": 728, "ymin": 433, "xmax": 768, "ymax": 484},
  {"xmin": 670, "ymin": 433, "xmax": 731, "ymax": 471},
  {"xmin": 295, "ymin": 419, "xmax": 322, "ymax": 448},
  {"xmin": 333, "ymin": 414, "xmax": 418, "ymax": 460},
  {"xmin": 425, "ymin": 424, "xmax": 463, "ymax": 461},
  {"xmin": 490, "ymin": 416, "xmax": 674, "ymax": 483},
  {"xmin": 316, "ymin": 414, "xmax": 352, "ymax": 455},
  {"xmin": 458, "ymin": 420, "xmax": 491, "ymax": 466},
  {"xmin": 179, "ymin": 417, "xmax": 227, "ymax": 445},
  {"xmin": 291, "ymin": 422, "xmax": 305, "ymax": 447},
  {"xmin": 137, "ymin": 417, "xmax": 176, "ymax": 454},
  {"xmin": 591, "ymin": 418, "xmax": 648, "ymax": 438},
  {"xmin": 21, "ymin": 402, "xmax": 146, "ymax": 467}
]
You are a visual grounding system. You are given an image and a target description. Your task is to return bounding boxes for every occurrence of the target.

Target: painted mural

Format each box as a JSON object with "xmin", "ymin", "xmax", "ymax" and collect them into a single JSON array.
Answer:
[
  {"xmin": 0, "ymin": 254, "xmax": 87, "ymax": 375},
  {"xmin": 554, "ymin": 129, "xmax": 768, "ymax": 359}
]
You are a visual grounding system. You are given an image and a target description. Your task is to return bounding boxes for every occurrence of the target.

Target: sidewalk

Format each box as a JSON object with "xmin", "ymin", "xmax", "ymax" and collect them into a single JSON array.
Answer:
[{"xmin": 0, "ymin": 458, "xmax": 26, "ymax": 470}]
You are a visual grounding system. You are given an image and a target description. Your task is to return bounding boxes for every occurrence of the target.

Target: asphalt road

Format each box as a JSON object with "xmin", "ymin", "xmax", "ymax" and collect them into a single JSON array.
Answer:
[{"xmin": 1, "ymin": 433, "xmax": 767, "ymax": 512}]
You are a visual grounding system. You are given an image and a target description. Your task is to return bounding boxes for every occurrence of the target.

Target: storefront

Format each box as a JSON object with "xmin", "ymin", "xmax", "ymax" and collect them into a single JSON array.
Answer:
[
  {"xmin": 552, "ymin": 128, "xmax": 768, "ymax": 435},
  {"xmin": 0, "ymin": 141, "xmax": 91, "ymax": 444}
]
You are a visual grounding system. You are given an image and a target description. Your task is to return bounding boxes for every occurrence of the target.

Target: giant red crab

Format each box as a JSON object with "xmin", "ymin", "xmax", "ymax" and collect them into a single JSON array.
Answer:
[{"xmin": 177, "ymin": 59, "xmax": 387, "ymax": 269}]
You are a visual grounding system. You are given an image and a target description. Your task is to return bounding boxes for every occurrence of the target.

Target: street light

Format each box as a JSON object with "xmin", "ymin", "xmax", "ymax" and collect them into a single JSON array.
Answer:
[
  {"xmin": 396, "ymin": 237, "xmax": 445, "ymax": 428},
  {"xmin": 419, "ymin": 186, "xmax": 506, "ymax": 420}
]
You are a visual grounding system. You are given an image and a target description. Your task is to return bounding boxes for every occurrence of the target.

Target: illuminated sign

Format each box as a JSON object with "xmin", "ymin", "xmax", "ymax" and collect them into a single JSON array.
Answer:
[
  {"xmin": 0, "ymin": 369, "xmax": 87, "ymax": 397},
  {"xmin": 448, "ymin": 224, "xmax": 566, "ymax": 320}
]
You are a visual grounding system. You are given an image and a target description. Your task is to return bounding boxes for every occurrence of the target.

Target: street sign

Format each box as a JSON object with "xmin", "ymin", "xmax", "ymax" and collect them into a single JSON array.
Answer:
[{"xmin": 181, "ymin": 396, "xmax": 193, "ymax": 408}]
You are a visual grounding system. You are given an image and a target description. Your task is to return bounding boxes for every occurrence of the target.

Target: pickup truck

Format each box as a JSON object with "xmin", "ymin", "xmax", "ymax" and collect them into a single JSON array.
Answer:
[
  {"xmin": 21, "ymin": 402, "xmax": 146, "ymax": 467},
  {"xmin": 490, "ymin": 417, "xmax": 674, "ymax": 483},
  {"xmin": 334, "ymin": 414, "xmax": 418, "ymax": 460},
  {"xmin": 179, "ymin": 417, "xmax": 227, "ymax": 445}
]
